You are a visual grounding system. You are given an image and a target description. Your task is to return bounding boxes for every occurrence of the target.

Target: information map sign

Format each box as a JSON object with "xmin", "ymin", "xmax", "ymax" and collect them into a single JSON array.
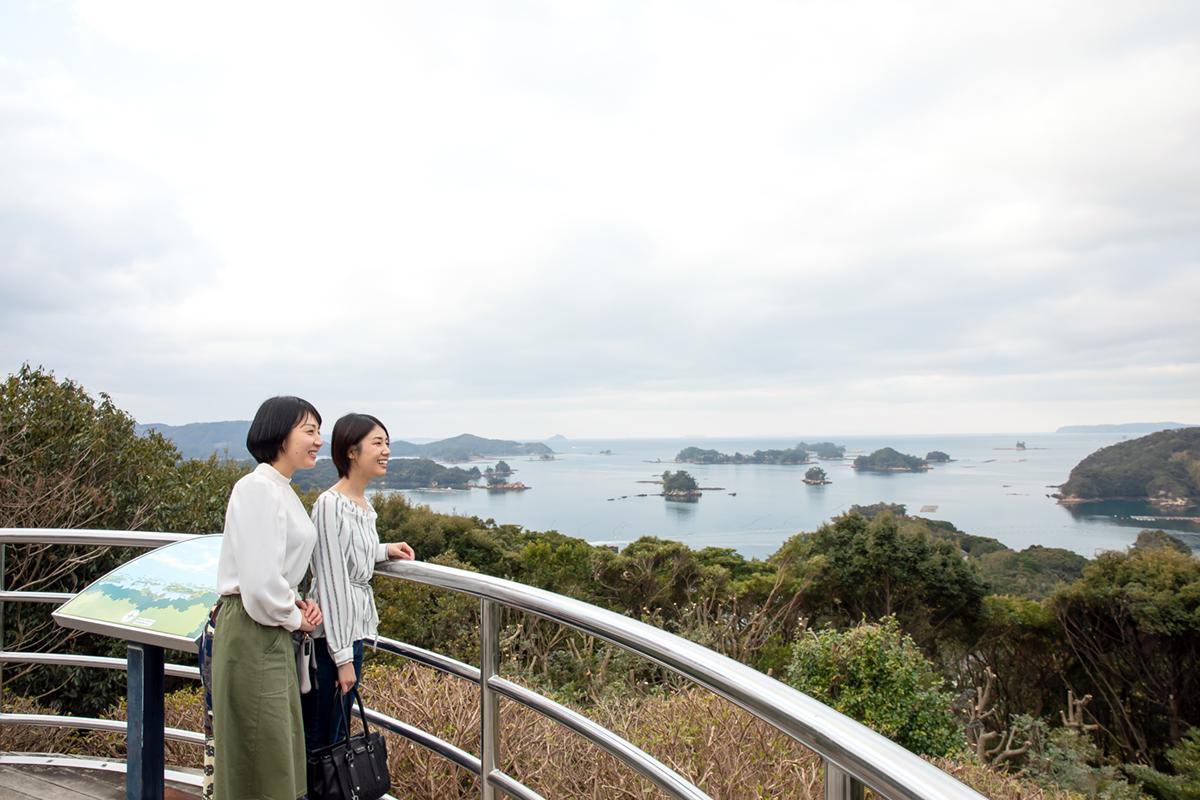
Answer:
[{"xmin": 54, "ymin": 534, "xmax": 222, "ymax": 654}]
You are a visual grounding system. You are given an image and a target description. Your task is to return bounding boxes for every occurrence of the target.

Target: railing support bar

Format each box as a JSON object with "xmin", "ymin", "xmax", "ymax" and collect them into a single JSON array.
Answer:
[
  {"xmin": 1, "ymin": 542, "xmax": 6, "ymax": 713},
  {"xmin": 480, "ymin": 599, "xmax": 500, "ymax": 800},
  {"xmin": 127, "ymin": 642, "xmax": 165, "ymax": 800},
  {"xmin": 825, "ymin": 760, "xmax": 865, "ymax": 800}
]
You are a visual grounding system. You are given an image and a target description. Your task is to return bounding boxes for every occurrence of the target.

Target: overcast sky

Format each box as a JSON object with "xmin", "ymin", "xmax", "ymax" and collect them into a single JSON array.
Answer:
[{"xmin": 2, "ymin": 1, "xmax": 1198, "ymax": 439}]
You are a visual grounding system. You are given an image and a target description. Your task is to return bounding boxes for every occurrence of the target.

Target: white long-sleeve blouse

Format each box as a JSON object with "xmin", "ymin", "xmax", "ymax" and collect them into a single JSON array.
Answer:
[
  {"xmin": 308, "ymin": 490, "xmax": 391, "ymax": 665},
  {"xmin": 216, "ymin": 463, "xmax": 316, "ymax": 631}
]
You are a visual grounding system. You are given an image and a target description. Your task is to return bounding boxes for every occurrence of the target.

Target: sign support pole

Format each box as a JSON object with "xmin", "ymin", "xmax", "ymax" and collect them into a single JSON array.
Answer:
[{"xmin": 127, "ymin": 642, "xmax": 165, "ymax": 800}]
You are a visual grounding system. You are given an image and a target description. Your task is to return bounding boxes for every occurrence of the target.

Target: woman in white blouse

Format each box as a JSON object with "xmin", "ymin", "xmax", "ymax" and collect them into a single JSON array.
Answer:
[
  {"xmin": 303, "ymin": 412, "xmax": 415, "ymax": 749},
  {"xmin": 212, "ymin": 396, "xmax": 325, "ymax": 800}
]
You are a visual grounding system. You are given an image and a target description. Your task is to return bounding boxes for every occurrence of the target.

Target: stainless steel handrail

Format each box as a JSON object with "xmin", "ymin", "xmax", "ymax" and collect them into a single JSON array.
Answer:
[
  {"xmin": 376, "ymin": 559, "xmax": 987, "ymax": 800},
  {"xmin": 0, "ymin": 528, "xmax": 988, "ymax": 800},
  {"xmin": 0, "ymin": 651, "xmax": 201, "ymax": 680},
  {"xmin": 0, "ymin": 712, "xmax": 204, "ymax": 745},
  {"xmin": 0, "ymin": 591, "xmax": 73, "ymax": 604},
  {"xmin": 0, "ymin": 529, "xmax": 192, "ymax": 547}
]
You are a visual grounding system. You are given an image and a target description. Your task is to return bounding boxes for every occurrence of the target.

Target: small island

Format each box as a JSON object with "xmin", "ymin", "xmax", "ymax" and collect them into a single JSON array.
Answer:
[
  {"xmin": 853, "ymin": 447, "xmax": 929, "ymax": 473},
  {"xmin": 1056, "ymin": 427, "xmax": 1200, "ymax": 508},
  {"xmin": 799, "ymin": 441, "xmax": 847, "ymax": 460},
  {"xmin": 803, "ymin": 466, "xmax": 830, "ymax": 485},
  {"xmin": 485, "ymin": 480, "xmax": 530, "ymax": 492},
  {"xmin": 925, "ymin": 451, "xmax": 952, "ymax": 463},
  {"xmin": 485, "ymin": 460, "xmax": 514, "ymax": 478},
  {"xmin": 661, "ymin": 470, "xmax": 702, "ymax": 501},
  {"xmin": 674, "ymin": 441, "xmax": 847, "ymax": 464}
]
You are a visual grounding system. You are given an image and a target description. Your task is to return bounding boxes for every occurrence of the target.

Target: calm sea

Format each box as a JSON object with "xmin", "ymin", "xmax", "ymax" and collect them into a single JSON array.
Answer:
[{"xmin": 396, "ymin": 433, "xmax": 1200, "ymax": 560}]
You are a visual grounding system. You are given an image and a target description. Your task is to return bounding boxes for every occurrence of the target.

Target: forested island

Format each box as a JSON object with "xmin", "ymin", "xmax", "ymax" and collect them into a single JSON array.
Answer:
[
  {"xmin": 676, "ymin": 441, "xmax": 845, "ymax": 465},
  {"xmin": 853, "ymin": 447, "xmax": 928, "ymax": 472},
  {"xmin": 1058, "ymin": 427, "xmax": 1200, "ymax": 506},
  {"xmin": 292, "ymin": 457, "xmax": 481, "ymax": 490},
  {"xmin": 8, "ymin": 366, "xmax": 1200, "ymax": 800},
  {"xmin": 661, "ymin": 469, "xmax": 702, "ymax": 499},
  {"xmin": 420, "ymin": 433, "xmax": 553, "ymax": 462},
  {"xmin": 803, "ymin": 466, "xmax": 830, "ymax": 485}
]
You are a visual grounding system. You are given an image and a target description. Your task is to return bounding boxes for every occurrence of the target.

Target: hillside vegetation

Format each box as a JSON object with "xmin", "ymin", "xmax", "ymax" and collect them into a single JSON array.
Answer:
[{"xmin": 1060, "ymin": 427, "xmax": 1200, "ymax": 502}]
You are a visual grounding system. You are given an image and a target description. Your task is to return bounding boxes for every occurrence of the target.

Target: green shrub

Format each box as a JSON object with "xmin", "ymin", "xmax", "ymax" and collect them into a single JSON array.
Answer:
[
  {"xmin": 785, "ymin": 617, "xmax": 962, "ymax": 756},
  {"xmin": 1125, "ymin": 728, "xmax": 1200, "ymax": 800}
]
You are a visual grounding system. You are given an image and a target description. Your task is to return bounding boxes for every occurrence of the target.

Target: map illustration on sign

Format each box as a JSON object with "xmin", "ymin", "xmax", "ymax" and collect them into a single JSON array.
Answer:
[{"xmin": 54, "ymin": 534, "xmax": 223, "ymax": 653}]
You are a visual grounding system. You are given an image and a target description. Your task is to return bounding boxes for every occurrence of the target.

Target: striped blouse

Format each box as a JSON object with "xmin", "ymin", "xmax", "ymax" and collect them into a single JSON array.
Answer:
[{"xmin": 307, "ymin": 490, "xmax": 391, "ymax": 665}]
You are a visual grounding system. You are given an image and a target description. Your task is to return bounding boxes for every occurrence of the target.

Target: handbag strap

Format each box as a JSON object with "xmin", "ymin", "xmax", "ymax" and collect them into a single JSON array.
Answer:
[{"xmin": 328, "ymin": 684, "xmax": 374, "ymax": 745}]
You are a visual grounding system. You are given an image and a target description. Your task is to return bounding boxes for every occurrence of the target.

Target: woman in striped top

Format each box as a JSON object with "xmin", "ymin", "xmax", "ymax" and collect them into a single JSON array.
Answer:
[{"xmin": 302, "ymin": 413, "xmax": 415, "ymax": 749}]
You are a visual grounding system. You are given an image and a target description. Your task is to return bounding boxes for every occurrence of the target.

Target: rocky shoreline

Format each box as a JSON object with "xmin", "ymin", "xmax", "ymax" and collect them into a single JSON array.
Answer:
[{"xmin": 1054, "ymin": 493, "xmax": 1194, "ymax": 509}]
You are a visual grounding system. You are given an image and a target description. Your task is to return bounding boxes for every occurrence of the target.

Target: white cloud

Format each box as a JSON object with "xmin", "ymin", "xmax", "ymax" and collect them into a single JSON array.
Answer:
[{"xmin": 1, "ymin": 0, "xmax": 1197, "ymax": 434}]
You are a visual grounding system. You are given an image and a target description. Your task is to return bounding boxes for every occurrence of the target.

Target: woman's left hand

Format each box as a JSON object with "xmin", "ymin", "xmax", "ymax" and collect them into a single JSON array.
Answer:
[
  {"xmin": 387, "ymin": 542, "xmax": 415, "ymax": 560},
  {"xmin": 297, "ymin": 598, "xmax": 322, "ymax": 627}
]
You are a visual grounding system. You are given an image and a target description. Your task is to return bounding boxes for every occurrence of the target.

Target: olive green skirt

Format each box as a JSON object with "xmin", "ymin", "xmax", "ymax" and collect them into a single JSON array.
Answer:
[{"xmin": 212, "ymin": 594, "xmax": 305, "ymax": 800}]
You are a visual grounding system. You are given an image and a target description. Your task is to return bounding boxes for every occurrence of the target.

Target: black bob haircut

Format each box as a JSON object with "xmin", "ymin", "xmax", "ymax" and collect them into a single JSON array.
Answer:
[
  {"xmin": 331, "ymin": 413, "xmax": 390, "ymax": 479},
  {"xmin": 245, "ymin": 396, "xmax": 322, "ymax": 464}
]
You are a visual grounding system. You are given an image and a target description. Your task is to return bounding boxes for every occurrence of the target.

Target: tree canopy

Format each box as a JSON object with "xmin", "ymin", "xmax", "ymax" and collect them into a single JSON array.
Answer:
[{"xmin": 662, "ymin": 470, "xmax": 699, "ymax": 493}]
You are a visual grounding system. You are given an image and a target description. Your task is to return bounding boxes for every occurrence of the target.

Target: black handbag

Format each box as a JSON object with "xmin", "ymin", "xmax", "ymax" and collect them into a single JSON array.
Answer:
[{"xmin": 306, "ymin": 687, "xmax": 391, "ymax": 800}]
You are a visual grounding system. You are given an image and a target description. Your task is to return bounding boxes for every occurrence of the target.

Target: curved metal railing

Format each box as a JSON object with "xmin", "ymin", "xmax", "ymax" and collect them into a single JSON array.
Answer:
[{"xmin": 0, "ymin": 529, "xmax": 987, "ymax": 800}]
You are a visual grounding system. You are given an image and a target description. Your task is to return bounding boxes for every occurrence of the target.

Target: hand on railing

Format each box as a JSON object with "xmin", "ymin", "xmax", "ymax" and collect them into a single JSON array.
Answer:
[{"xmin": 386, "ymin": 541, "xmax": 415, "ymax": 560}]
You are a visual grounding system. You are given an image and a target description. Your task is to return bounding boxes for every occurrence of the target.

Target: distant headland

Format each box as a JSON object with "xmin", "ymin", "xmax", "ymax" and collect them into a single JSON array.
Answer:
[
  {"xmin": 1056, "ymin": 422, "xmax": 1196, "ymax": 434},
  {"xmin": 1056, "ymin": 427, "xmax": 1200, "ymax": 509},
  {"xmin": 136, "ymin": 422, "xmax": 552, "ymax": 463}
]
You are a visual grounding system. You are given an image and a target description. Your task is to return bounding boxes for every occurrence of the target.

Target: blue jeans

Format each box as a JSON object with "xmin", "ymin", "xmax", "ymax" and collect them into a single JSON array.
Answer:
[{"xmin": 301, "ymin": 638, "xmax": 364, "ymax": 752}]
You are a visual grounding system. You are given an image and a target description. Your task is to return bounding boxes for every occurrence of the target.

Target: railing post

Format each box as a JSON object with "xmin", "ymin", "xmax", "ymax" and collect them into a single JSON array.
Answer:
[
  {"xmin": 0, "ymin": 542, "xmax": 6, "ymax": 710},
  {"xmin": 825, "ymin": 760, "xmax": 865, "ymax": 800},
  {"xmin": 127, "ymin": 642, "xmax": 165, "ymax": 800},
  {"xmin": 480, "ymin": 599, "xmax": 501, "ymax": 800}
]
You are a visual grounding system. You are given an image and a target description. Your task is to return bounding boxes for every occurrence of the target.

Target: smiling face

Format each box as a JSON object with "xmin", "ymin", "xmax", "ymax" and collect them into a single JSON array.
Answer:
[
  {"xmin": 348, "ymin": 425, "xmax": 390, "ymax": 480},
  {"xmin": 273, "ymin": 413, "xmax": 323, "ymax": 477}
]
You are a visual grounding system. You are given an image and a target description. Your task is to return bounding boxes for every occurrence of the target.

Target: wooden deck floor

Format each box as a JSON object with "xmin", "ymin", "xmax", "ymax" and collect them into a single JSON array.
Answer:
[{"xmin": 0, "ymin": 763, "xmax": 200, "ymax": 799}]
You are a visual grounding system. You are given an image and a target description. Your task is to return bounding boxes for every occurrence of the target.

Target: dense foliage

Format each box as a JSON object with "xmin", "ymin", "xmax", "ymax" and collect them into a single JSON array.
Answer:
[
  {"xmin": 787, "ymin": 618, "xmax": 962, "ymax": 756},
  {"xmin": 1051, "ymin": 544, "xmax": 1200, "ymax": 763},
  {"xmin": 926, "ymin": 450, "xmax": 952, "ymax": 462},
  {"xmin": 853, "ymin": 447, "xmax": 928, "ymax": 472},
  {"xmin": 804, "ymin": 466, "xmax": 827, "ymax": 482},
  {"xmin": 0, "ymin": 365, "xmax": 248, "ymax": 714},
  {"xmin": 773, "ymin": 512, "xmax": 986, "ymax": 649},
  {"xmin": 1061, "ymin": 427, "xmax": 1200, "ymax": 501},
  {"xmin": 975, "ymin": 545, "xmax": 1089, "ymax": 599}
]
